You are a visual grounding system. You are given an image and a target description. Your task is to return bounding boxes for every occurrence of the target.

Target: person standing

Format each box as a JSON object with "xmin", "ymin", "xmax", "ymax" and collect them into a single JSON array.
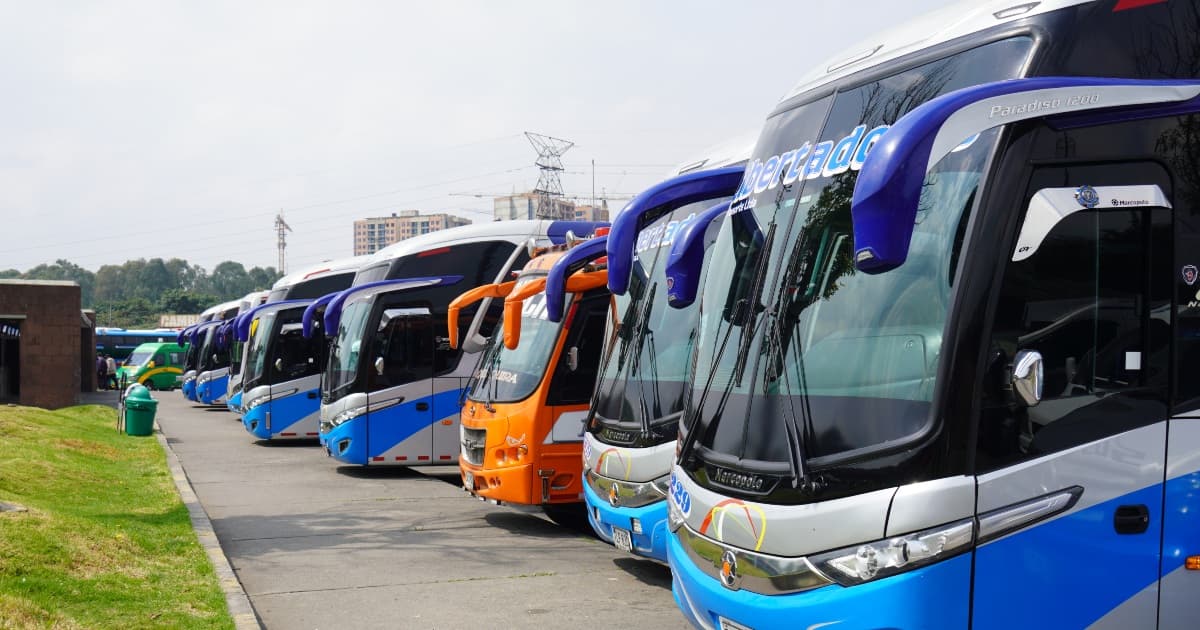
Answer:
[
  {"xmin": 96, "ymin": 355, "xmax": 107, "ymax": 391},
  {"xmin": 106, "ymin": 355, "xmax": 118, "ymax": 390}
]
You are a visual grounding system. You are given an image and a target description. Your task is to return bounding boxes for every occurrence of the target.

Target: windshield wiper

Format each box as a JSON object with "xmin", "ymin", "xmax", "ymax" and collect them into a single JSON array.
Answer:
[
  {"xmin": 480, "ymin": 335, "xmax": 503, "ymax": 413},
  {"xmin": 759, "ymin": 308, "xmax": 807, "ymax": 487},
  {"xmin": 627, "ymin": 282, "xmax": 658, "ymax": 436}
]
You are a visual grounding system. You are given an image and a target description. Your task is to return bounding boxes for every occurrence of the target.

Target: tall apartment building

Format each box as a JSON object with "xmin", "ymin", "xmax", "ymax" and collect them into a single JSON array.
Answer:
[
  {"xmin": 572, "ymin": 202, "xmax": 609, "ymax": 222},
  {"xmin": 352, "ymin": 210, "xmax": 472, "ymax": 256},
  {"xmin": 492, "ymin": 192, "xmax": 575, "ymax": 221}
]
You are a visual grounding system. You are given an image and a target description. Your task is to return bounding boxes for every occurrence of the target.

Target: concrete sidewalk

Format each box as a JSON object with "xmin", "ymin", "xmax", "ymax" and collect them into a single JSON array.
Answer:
[{"xmin": 152, "ymin": 394, "xmax": 688, "ymax": 629}]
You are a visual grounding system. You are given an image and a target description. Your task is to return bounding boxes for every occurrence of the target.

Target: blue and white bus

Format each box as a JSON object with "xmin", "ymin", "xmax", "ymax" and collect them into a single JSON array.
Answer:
[
  {"xmin": 581, "ymin": 143, "xmax": 748, "ymax": 562},
  {"xmin": 318, "ymin": 220, "xmax": 604, "ymax": 466},
  {"xmin": 94, "ymin": 327, "xmax": 177, "ymax": 363},
  {"xmin": 194, "ymin": 299, "xmax": 244, "ymax": 405},
  {"xmin": 179, "ymin": 303, "xmax": 225, "ymax": 401},
  {"xmin": 667, "ymin": 1, "xmax": 1200, "ymax": 628},
  {"xmin": 236, "ymin": 256, "xmax": 366, "ymax": 439},
  {"xmin": 225, "ymin": 291, "xmax": 269, "ymax": 412}
]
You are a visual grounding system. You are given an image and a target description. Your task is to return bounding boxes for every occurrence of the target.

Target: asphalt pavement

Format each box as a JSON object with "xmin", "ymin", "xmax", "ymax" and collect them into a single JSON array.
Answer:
[{"xmin": 149, "ymin": 393, "xmax": 690, "ymax": 629}]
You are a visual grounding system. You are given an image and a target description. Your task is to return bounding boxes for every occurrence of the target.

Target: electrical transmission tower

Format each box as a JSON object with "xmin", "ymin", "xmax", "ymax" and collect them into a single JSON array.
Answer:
[
  {"xmin": 524, "ymin": 132, "xmax": 574, "ymax": 220},
  {"xmin": 274, "ymin": 211, "xmax": 292, "ymax": 273}
]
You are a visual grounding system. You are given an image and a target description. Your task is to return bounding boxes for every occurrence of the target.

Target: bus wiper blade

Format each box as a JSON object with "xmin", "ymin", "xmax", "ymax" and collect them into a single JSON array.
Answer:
[
  {"xmin": 729, "ymin": 222, "xmax": 777, "ymax": 387},
  {"xmin": 481, "ymin": 337, "xmax": 502, "ymax": 413},
  {"xmin": 628, "ymin": 283, "xmax": 658, "ymax": 436},
  {"xmin": 676, "ymin": 297, "xmax": 745, "ymax": 466},
  {"xmin": 760, "ymin": 311, "xmax": 806, "ymax": 487}
]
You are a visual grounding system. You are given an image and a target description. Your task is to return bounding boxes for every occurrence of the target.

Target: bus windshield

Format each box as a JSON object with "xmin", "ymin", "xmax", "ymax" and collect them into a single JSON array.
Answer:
[
  {"xmin": 469, "ymin": 289, "xmax": 563, "ymax": 404},
  {"xmin": 127, "ymin": 350, "xmax": 154, "ymax": 367},
  {"xmin": 197, "ymin": 327, "xmax": 219, "ymax": 371},
  {"xmin": 688, "ymin": 37, "xmax": 1033, "ymax": 479},
  {"xmin": 592, "ymin": 203, "xmax": 714, "ymax": 445},
  {"xmin": 323, "ymin": 298, "xmax": 373, "ymax": 403},
  {"xmin": 243, "ymin": 312, "xmax": 277, "ymax": 388}
]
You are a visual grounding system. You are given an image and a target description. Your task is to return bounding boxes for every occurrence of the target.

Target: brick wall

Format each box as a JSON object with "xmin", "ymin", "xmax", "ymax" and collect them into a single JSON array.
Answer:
[{"xmin": 0, "ymin": 281, "xmax": 83, "ymax": 409}]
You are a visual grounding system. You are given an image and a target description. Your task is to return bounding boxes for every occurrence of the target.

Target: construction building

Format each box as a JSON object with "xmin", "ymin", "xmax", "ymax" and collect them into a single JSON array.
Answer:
[
  {"xmin": 352, "ymin": 211, "xmax": 472, "ymax": 256},
  {"xmin": 492, "ymin": 193, "xmax": 576, "ymax": 221}
]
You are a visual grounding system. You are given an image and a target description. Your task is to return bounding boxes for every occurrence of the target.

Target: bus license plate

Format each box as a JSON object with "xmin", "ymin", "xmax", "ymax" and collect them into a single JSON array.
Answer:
[
  {"xmin": 612, "ymin": 527, "xmax": 633, "ymax": 553},
  {"xmin": 464, "ymin": 471, "xmax": 474, "ymax": 492},
  {"xmin": 718, "ymin": 617, "xmax": 753, "ymax": 630}
]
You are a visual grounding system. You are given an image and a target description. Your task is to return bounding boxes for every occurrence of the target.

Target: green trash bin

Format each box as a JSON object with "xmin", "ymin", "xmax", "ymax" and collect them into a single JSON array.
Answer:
[{"xmin": 124, "ymin": 384, "xmax": 158, "ymax": 436}]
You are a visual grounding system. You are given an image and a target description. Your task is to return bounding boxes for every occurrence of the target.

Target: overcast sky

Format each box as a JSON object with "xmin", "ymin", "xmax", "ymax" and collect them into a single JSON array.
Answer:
[{"xmin": 0, "ymin": 0, "xmax": 959, "ymax": 273}]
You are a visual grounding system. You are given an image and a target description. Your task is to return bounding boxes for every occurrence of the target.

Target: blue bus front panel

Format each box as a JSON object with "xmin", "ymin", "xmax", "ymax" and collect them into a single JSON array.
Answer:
[
  {"xmin": 197, "ymin": 373, "xmax": 229, "ymax": 405},
  {"xmin": 584, "ymin": 480, "xmax": 668, "ymax": 562},
  {"xmin": 226, "ymin": 390, "xmax": 243, "ymax": 415},
  {"xmin": 668, "ymin": 533, "xmax": 971, "ymax": 630},
  {"xmin": 323, "ymin": 389, "xmax": 462, "ymax": 465}
]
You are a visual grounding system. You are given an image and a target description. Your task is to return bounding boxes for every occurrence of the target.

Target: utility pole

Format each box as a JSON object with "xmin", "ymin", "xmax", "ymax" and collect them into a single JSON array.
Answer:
[
  {"xmin": 274, "ymin": 211, "xmax": 292, "ymax": 273},
  {"xmin": 524, "ymin": 132, "xmax": 574, "ymax": 220}
]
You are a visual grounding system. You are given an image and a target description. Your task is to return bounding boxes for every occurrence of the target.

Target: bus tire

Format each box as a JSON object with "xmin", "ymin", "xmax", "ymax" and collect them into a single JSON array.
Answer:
[{"xmin": 142, "ymin": 380, "xmax": 155, "ymax": 391}]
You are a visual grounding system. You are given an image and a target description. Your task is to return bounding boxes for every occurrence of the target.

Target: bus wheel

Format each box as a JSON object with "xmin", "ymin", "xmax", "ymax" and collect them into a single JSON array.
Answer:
[{"xmin": 142, "ymin": 380, "xmax": 155, "ymax": 391}]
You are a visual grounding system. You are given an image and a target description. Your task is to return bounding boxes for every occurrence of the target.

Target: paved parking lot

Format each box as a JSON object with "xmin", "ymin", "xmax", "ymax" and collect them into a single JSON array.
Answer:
[{"xmin": 151, "ymin": 394, "xmax": 689, "ymax": 629}]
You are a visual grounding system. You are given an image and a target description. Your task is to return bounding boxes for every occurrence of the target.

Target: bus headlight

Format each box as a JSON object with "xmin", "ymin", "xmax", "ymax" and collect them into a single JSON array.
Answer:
[
  {"xmin": 667, "ymin": 493, "xmax": 685, "ymax": 533},
  {"xmin": 243, "ymin": 392, "xmax": 272, "ymax": 412},
  {"xmin": 328, "ymin": 405, "xmax": 367, "ymax": 428},
  {"xmin": 809, "ymin": 518, "xmax": 974, "ymax": 586}
]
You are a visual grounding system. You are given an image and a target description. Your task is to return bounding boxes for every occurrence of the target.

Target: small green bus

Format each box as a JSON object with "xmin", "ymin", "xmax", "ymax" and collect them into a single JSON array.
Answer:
[{"xmin": 118, "ymin": 342, "xmax": 187, "ymax": 390}]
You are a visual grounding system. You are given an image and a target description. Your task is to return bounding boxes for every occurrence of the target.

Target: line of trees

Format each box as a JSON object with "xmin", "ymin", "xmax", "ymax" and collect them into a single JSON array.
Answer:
[{"xmin": 0, "ymin": 258, "xmax": 281, "ymax": 328}]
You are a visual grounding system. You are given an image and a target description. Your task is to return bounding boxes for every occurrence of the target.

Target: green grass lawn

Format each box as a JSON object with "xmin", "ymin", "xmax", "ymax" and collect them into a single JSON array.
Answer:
[{"xmin": 0, "ymin": 404, "xmax": 233, "ymax": 629}]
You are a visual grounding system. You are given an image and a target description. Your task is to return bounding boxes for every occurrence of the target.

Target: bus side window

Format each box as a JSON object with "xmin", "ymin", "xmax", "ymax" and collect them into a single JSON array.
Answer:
[
  {"xmin": 369, "ymin": 309, "xmax": 434, "ymax": 390},
  {"xmin": 976, "ymin": 199, "xmax": 1171, "ymax": 472},
  {"xmin": 154, "ymin": 353, "xmax": 165, "ymax": 366},
  {"xmin": 169, "ymin": 353, "xmax": 182, "ymax": 365},
  {"xmin": 547, "ymin": 290, "xmax": 609, "ymax": 405}
]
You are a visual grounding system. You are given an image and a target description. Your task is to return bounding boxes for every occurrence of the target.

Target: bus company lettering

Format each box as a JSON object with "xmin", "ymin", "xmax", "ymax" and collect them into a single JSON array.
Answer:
[
  {"xmin": 475, "ymin": 367, "xmax": 518, "ymax": 384},
  {"xmin": 711, "ymin": 467, "xmax": 767, "ymax": 492},
  {"xmin": 521, "ymin": 294, "xmax": 550, "ymax": 320},
  {"xmin": 731, "ymin": 123, "xmax": 890, "ymax": 210},
  {"xmin": 988, "ymin": 92, "xmax": 1100, "ymax": 119},
  {"xmin": 634, "ymin": 212, "xmax": 697, "ymax": 255},
  {"xmin": 1111, "ymin": 197, "xmax": 1150, "ymax": 207}
]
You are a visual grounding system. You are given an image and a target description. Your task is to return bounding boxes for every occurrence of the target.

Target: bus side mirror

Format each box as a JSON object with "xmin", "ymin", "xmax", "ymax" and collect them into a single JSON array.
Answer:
[
  {"xmin": 274, "ymin": 358, "xmax": 283, "ymax": 372},
  {"xmin": 211, "ymin": 354, "xmax": 218, "ymax": 363},
  {"xmin": 1011, "ymin": 350, "xmax": 1043, "ymax": 407},
  {"xmin": 147, "ymin": 361, "xmax": 155, "ymax": 369},
  {"xmin": 374, "ymin": 357, "xmax": 385, "ymax": 376},
  {"xmin": 567, "ymin": 347, "xmax": 579, "ymax": 372}
]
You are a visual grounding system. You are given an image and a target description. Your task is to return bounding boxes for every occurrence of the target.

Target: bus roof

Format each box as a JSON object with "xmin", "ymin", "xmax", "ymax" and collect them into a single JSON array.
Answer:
[
  {"xmin": 366, "ymin": 219, "xmax": 589, "ymax": 264},
  {"xmin": 671, "ymin": 131, "xmax": 757, "ymax": 176},
  {"xmin": 271, "ymin": 255, "xmax": 372, "ymax": 291},
  {"xmin": 780, "ymin": 0, "xmax": 1092, "ymax": 105}
]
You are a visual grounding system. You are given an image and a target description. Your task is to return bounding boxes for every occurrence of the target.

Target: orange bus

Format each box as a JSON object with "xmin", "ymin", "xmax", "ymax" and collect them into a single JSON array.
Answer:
[{"xmin": 448, "ymin": 235, "xmax": 611, "ymax": 522}]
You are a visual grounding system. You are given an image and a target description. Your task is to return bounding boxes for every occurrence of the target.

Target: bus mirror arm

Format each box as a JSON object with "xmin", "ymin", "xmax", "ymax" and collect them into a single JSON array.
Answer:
[{"xmin": 851, "ymin": 77, "xmax": 1200, "ymax": 274}]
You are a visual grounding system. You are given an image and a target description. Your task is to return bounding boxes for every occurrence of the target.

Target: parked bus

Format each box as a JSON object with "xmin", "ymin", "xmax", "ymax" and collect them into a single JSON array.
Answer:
[
  {"xmin": 116, "ymin": 342, "xmax": 187, "ymax": 390},
  {"xmin": 193, "ymin": 299, "xmax": 243, "ymax": 405},
  {"xmin": 94, "ymin": 328, "xmax": 176, "ymax": 362},
  {"xmin": 453, "ymin": 232, "xmax": 610, "ymax": 522},
  {"xmin": 318, "ymin": 220, "xmax": 602, "ymax": 466},
  {"xmin": 667, "ymin": 1, "xmax": 1200, "ymax": 628},
  {"xmin": 236, "ymin": 257, "xmax": 365, "ymax": 438},
  {"xmin": 581, "ymin": 155, "xmax": 746, "ymax": 560},
  {"xmin": 179, "ymin": 304, "xmax": 224, "ymax": 401},
  {"xmin": 225, "ymin": 291, "xmax": 269, "ymax": 413}
]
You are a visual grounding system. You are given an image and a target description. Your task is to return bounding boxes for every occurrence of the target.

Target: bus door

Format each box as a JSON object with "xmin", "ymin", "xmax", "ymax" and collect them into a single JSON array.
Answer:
[
  {"xmin": 545, "ymin": 290, "xmax": 611, "ymax": 445},
  {"xmin": 431, "ymin": 332, "xmax": 464, "ymax": 465},
  {"xmin": 366, "ymin": 302, "xmax": 436, "ymax": 463},
  {"xmin": 973, "ymin": 161, "xmax": 1173, "ymax": 629}
]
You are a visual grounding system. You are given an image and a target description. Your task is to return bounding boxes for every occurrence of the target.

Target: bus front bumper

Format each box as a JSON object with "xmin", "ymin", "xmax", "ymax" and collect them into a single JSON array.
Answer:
[
  {"xmin": 321, "ymin": 414, "xmax": 370, "ymax": 465},
  {"xmin": 242, "ymin": 403, "xmax": 272, "ymax": 440},
  {"xmin": 460, "ymin": 459, "xmax": 541, "ymax": 506},
  {"xmin": 583, "ymin": 479, "xmax": 668, "ymax": 562},
  {"xmin": 667, "ymin": 530, "xmax": 971, "ymax": 630}
]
